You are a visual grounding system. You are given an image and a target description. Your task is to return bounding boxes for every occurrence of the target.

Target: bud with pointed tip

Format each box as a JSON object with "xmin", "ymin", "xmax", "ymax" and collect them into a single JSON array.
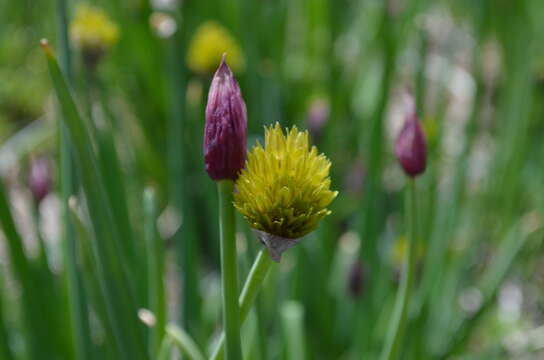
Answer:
[
  {"xmin": 394, "ymin": 110, "xmax": 427, "ymax": 178},
  {"xmin": 29, "ymin": 157, "xmax": 51, "ymax": 204},
  {"xmin": 204, "ymin": 55, "xmax": 247, "ymax": 181}
]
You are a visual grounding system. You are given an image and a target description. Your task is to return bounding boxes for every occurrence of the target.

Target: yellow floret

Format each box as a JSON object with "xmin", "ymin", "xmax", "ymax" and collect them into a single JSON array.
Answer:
[
  {"xmin": 234, "ymin": 123, "xmax": 337, "ymax": 239},
  {"xmin": 187, "ymin": 21, "xmax": 244, "ymax": 74},
  {"xmin": 70, "ymin": 4, "xmax": 119, "ymax": 51}
]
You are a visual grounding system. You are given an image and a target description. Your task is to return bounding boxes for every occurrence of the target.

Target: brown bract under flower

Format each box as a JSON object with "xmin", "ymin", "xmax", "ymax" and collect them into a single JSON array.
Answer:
[{"xmin": 204, "ymin": 55, "xmax": 247, "ymax": 181}]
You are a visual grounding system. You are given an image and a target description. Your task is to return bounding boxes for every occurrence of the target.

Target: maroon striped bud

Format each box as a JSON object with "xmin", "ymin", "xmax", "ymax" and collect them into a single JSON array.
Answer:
[
  {"xmin": 204, "ymin": 55, "xmax": 247, "ymax": 181},
  {"xmin": 29, "ymin": 157, "xmax": 51, "ymax": 204},
  {"xmin": 394, "ymin": 108, "xmax": 427, "ymax": 178}
]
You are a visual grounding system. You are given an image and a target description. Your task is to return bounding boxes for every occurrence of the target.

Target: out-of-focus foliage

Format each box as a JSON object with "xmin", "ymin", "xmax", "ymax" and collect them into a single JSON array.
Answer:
[{"xmin": 1, "ymin": 0, "xmax": 544, "ymax": 359}]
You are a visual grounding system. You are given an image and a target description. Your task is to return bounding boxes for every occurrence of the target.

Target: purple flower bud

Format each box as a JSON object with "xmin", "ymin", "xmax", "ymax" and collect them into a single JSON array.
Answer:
[
  {"xmin": 347, "ymin": 260, "xmax": 366, "ymax": 299},
  {"xmin": 394, "ymin": 110, "xmax": 427, "ymax": 178},
  {"xmin": 204, "ymin": 55, "xmax": 247, "ymax": 181},
  {"xmin": 29, "ymin": 157, "xmax": 51, "ymax": 204}
]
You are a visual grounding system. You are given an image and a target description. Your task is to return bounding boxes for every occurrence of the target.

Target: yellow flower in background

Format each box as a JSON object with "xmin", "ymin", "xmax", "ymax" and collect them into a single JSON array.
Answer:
[
  {"xmin": 391, "ymin": 235, "xmax": 424, "ymax": 267},
  {"xmin": 70, "ymin": 4, "xmax": 119, "ymax": 53},
  {"xmin": 234, "ymin": 123, "xmax": 337, "ymax": 243},
  {"xmin": 391, "ymin": 236, "xmax": 409, "ymax": 267},
  {"xmin": 187, "ymin": 21, "xmax": 244, "ymax": 74}
]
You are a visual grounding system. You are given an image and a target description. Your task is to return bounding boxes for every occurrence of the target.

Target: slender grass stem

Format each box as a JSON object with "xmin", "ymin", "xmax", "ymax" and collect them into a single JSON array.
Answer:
[
  {"xmin": 55, "ymin": 1, "xmax": 93, "ymax": 359},
  {"xmin": 380, "ymin": 179, "xmax": 418, "ymax": 360},
  {"xmin": 165, "ymin": 324, "xmax": 205, "ymax": 360},
  {"xmin": 163, "ymin": 25, "xmax": 201, "ymax": 334},
  {"xmin": 212, "ymin": 248, "xmax": 274, "ymax": 360},
  {"xmin": 281, "ymin": 301, "xmax": 306, "ymax": 360},
  {"xmin": 0, "ymin": 278, "xmax": 14, "ymax": 360},
  {"xmin": 144, "ymin": 188, "xmax": 166, "ymax": 356},
  {"xmin": 157, "ymin": 336, "xmax": 173, "ymax": 360},
  {"xmin": 217, "ymin": 180, "xmax": 242, "ymax": 360}
]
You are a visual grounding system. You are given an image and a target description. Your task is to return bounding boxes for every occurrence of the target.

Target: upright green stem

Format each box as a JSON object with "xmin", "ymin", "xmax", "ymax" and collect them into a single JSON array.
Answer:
[
  {"xmin": 144, "ymin": 188, "xmax": 166, "ymax": 356},
  {"xmin": 212, "ymin": 248, "xmax": 274, "ymax": 360},
  {"xmin": 56, "ymin": 0, "xmax": 93, "ymax": 359},
  {"xmin": 217, "ymin": 181, "xmax": 242, "ymax": 360},
  {"xmin": 164, "ymin": 25, "xmax": 201, "ymax": 333},
  {"xmin": 380, "ymin": 179, "xmax": 417, "ymax": 360}
]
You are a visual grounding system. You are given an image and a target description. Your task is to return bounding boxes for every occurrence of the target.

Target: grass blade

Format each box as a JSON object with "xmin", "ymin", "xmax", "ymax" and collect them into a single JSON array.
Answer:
[
  {"xmin": 144, "ymin": 187, "xmax": 167, "ymax": 355},
  {"xmin": 166, "ymin": 324, "xmax": 205, "ymax": 360},
  {"xmin": 41, "ymin": 39, "xmax": 148, "ymax": 360}
]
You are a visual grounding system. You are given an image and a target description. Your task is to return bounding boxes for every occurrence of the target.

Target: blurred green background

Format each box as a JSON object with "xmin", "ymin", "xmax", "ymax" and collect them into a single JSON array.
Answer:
[{"xmin": 1, "ymin": 0, "xmax": 544, "ymax": 359}]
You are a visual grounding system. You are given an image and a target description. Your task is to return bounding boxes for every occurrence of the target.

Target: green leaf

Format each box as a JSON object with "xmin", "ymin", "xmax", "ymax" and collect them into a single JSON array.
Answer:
[{"xmin": 42, "ymin": 40, "xmax": 148, "ymax": 360}]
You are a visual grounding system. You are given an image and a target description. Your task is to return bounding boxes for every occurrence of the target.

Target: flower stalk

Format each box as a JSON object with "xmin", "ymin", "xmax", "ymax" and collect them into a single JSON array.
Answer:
[
  {"xmin": 211, "ymin": 248, "xmax": 274, "ymax": 360},
  {"xmin": 380, "ymin": 179, "xmax": 418, "ymax": 360},
  {"xmin": 217, "ymin": 180, "xmax": 242, "ymax": 360}
]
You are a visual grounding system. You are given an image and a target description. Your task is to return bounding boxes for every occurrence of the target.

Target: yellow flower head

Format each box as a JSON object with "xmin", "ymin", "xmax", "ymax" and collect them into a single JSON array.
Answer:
[
  {"xmin": 187, "ymin": 21, "xmax": 244, "ymax": 74},
  {"xmin": 70, "ymin": 4, "xmax": 119, "ymax": 52},
  {"xmin": 234, "ymin": 123, "xmax": 338, "ymax": 243}
]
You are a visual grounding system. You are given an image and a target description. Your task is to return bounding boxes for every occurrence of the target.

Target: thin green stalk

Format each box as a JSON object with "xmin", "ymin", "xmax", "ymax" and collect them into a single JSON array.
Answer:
[
  {"xmin": 43, "ymin": 41, "xmax": 147, "ymax": 360},
  {"xmin": 380, "ymin": 180, "xmax": 418, "ymax": 360},
  {"xmin": 157, "ymin": 336, "xmax": 173, "ymax": 360},
  {"xmin": 211, "ymin": 248, "xmax": 274, "ymax": 360},
  {"xmin": 55, "ymin": 0, "xmax": 93, "ymax": 358},
  {"xmin": 0, "ymin": 278, "xmax": 14, "ymax": 360},
  {"xmin": 166, "ymin": 324, "xmax": 205, "ymax": 360},
  {"xmin": 0, "ymin": 180, "xmax": 42, "ymax": 358},
  {"xmin": 164, "ymin": 22, "xmax": 201, "ymax": 334},
  {"xmin": 281, "ymin": 301, "xmax": 306, "ymax": 360},
  {"xmin": 217, "ymin": 180, "xmax": 242, "ymax": 360},
  {"xmin": 355, "ymin": 6, "xmax": 398, "ymax": 353},
  {"xmin": 144, "ymin": 188, "xmax": 166, "ymax": 356}
]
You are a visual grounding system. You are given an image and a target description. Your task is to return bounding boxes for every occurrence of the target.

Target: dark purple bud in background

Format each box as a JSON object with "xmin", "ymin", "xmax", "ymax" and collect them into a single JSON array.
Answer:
[
  {"xmin": 347, "ymin": 259, "xmax": 366, "ymax": 299},
  {"xmin": 394, "ymin": 108, "xmax": 427, "ymax": 178},
  {"xmin": 29, "ymin": 156, "xmax": 51, "ymax": 204},
  {"xmin": 204, "ymin": 54, "xmax": 247, "ymax": 181}
]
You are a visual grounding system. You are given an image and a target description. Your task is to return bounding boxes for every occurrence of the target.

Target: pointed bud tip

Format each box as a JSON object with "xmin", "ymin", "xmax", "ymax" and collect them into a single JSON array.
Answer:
[
  {"xmin": 40, "ymin": 39, "xmax": 54, "ymax": 58},
  {"xmin": 214, "ymin": 53, "xmax": 232, "ymax": 78},
  {"xmin": 394, "ymin": 112, "xmax": 427, "ymax": 178}
]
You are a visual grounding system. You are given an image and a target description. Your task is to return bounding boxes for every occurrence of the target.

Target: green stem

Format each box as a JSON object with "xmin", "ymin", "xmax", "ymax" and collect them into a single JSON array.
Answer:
[
  {"xmin": 144, "ymin": 188, "xmax": 166, "ymax": 356},
  {"xmin": 217, "ymin": 181, "xmax": 242, "ymax": 360},
  {"xmin": 157, "ymin": 336, "xmax": 174, "ymax": 360},
  {"xmin": 211, "ymin": 248, "xmax": 274, "ymax": 360},
  {"xmin": 380, "ymin": 179, "xmax": 417, "ymax": 360},
  {"xmin": 281, "ymin": 301, "xmax": 307, "ymax": 360},
  {"xmin": 157, "ymin": 337, "xmax": 173, "ymax": 360},
  {"xmin": 0, "ymin": 278, "xmax": 14, "ymax": 360},
  {"xmin": 164, "ymin": 23, "xmax": 201, "ymax": 334},
  {"xmin": 166, "ymin": 324, "xmax": 205, "ymax": 360},
  {"xmin": 55, "ymin": 0, "xmax": 93, "ymax": 359}
]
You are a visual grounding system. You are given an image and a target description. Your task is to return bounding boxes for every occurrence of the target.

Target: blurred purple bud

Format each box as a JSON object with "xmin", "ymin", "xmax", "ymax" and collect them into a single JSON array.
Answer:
[
  {"xmin": 29, "ymin": 157, "xmax": 51, "ymax": 204},
  {"xmin": 347, "ymin": 259, "xmax": 366, "ymax": 299},
  {"xmin": 306, "ymin": 98, "xmax": 329, "ymax": 138},
  {"xmin": 394, "ymin": 109, "xmax": 427, "ymax": 178},
  {"xmin": 204, "ymin": 55, "xmax": 247, "ymax": 181}
]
